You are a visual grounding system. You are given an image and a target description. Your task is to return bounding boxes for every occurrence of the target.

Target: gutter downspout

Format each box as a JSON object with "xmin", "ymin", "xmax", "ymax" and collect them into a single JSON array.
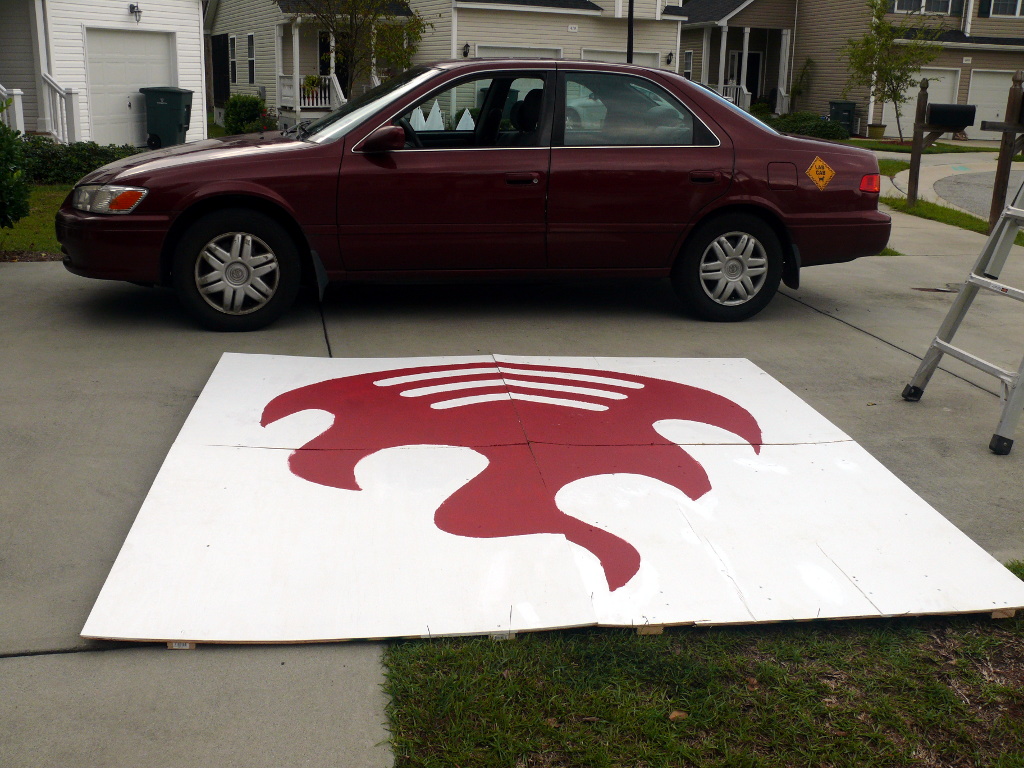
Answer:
[
  {"xmin": 964, "ymin": 0, "xmax": 975, "ymax": 36},
  {"xmin": 292, "ymin": 15, "xmax": 302, "ymax": 123},
  {"xmin": 451, "ymin": 0, "xmax": 458, "ymax": 59}
]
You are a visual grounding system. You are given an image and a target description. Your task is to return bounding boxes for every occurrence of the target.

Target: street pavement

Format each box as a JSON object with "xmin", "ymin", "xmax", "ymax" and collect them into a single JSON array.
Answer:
[{"xmin": 3, "ymin": 153, "xmax": 1024, "ymax": 767}]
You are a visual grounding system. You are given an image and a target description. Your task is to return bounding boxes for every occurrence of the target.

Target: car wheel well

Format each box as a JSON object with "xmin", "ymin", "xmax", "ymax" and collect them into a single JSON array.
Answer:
[
  {"xmin": 161, "ymin": 195, "xmax": 313, "ymax": 286},
  {"xmin": 679, "ymin": 206, "xmax": 798, "ymax": 289}
]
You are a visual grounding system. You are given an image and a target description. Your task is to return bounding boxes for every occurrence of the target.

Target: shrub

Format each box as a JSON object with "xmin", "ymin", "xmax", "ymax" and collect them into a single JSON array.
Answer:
[
  {"xmin": 767, "ymin": 111, "xmax": 850, "ymax": 140},
  {"xmin": 223, "ymin": 94, "xmax": 277, "ymax": 134},
  {"xmin": 20, "ymin": 136, "xmax": 143, "ymax": 185},
  {"xmin": 749, "ymin": 101, "xmax": 773, "ymax": 121},
  {"xmin": 0, "ymin": 99, "xmax": 30, "ymax": 229}
]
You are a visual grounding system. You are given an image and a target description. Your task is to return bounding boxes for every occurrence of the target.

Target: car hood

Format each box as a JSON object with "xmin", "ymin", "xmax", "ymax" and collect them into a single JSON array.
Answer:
[{"xmin": 77, "ymin": 133, "xmax": 310, "ymax": 185}]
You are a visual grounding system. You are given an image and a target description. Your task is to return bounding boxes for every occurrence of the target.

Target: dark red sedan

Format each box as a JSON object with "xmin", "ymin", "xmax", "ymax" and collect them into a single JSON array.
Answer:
[{"xmin": 57, "ymin": 59, "xmax": 890, "ymax": 331}]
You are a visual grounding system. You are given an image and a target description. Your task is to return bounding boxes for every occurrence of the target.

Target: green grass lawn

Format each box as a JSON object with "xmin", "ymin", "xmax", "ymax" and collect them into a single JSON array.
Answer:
[
  {"xmin": 878, "ymin": 159, "xmax": 912, "ymax": 178},
  {"xmin": 386, "ymin": 563, "xmax": 1024, "ymax": 767},
  {"xmin": 882, "ymin": 195, "xmax": 1024, "ymax": 248},
  {"xmin": 0, "ymin": 185, "xmax": 70, "ymax": 255}
]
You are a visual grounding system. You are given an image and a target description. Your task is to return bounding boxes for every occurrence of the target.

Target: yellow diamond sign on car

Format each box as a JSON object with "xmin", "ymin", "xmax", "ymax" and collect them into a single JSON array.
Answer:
[{"xmin": 806, "ymin": 156, "xmax": 836, "ymax": 191}]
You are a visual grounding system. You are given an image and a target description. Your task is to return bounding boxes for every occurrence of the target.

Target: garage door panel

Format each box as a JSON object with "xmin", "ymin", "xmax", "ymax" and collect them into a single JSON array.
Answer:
[
  {"xmin": 87, "ymin": 29, "xmax": 175, "ymax": 146},
  {"xmin": 881, "ymin": 68, "xmax": 957, "ymax": 139},
  {"xmin": 967, "ymin": 70, "xmax": 1016, "ymax": 140}
]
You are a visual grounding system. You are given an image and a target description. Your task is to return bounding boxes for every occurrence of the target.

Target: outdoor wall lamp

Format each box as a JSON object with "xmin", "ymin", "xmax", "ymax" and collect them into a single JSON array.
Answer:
[
  {"xmin": 666, "ymin": 51, "xmax": 674, "ymax": 65},
  {"xmin": 129, "ymin": 3, "xmax": 142, "ymax": 22},
  {"xmin": 462, "ymin": 43, "xmax": 470, "ymax": 58}
]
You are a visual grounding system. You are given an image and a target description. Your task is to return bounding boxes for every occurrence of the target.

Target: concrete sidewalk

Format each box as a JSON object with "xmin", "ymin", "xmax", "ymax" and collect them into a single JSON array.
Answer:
[{"xmin": 3, "ymin": 161, "xmax": 1024, "ymax": 767}]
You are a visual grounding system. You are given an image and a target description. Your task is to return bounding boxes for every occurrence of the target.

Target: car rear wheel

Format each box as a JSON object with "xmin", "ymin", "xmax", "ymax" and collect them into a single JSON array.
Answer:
[
  {"xmin": 172, "ymin": 209, "xmax": 300, "ymax": 332},
  {"xmin": 672, "ymin": 214, "xmax": 783, "ymax": 322}
]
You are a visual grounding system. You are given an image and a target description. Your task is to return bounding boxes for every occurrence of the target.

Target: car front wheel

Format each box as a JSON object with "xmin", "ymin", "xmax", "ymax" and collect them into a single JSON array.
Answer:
[
  {"xmin": 672, "ymin": 214, "xmax": 783, "ymax": 322},
  {"xmin": 172, "ymin": 209, "xmax": 301, "ymax": 332}
]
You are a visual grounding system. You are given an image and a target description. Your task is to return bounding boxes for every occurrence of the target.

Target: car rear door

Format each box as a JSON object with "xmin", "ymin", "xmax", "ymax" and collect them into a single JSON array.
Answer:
[
  {"xmin": 336, "ymin": 70, "xmax": 553, "ymax": 272},
  {"xmin": 547, "ymin": 70, "xmax": 734, "ymax": 270}
]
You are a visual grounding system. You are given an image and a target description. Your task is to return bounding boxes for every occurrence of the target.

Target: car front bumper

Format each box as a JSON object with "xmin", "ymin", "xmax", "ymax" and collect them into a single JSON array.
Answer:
[{"xmin": 56, "ymin": 205, "xmax": 173, "ymax": 284}]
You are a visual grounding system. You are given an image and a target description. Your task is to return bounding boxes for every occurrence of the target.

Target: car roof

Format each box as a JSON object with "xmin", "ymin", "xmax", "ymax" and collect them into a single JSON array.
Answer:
[{"xmin": 429, "ymin": 58, "xmax": 665, "ymax": 76}]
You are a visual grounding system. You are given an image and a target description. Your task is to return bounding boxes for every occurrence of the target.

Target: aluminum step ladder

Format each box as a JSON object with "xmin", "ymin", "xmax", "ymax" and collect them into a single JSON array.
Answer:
[{"xmin": 902, "ymin": 179, "xmax": 1024, "ymax": 455}]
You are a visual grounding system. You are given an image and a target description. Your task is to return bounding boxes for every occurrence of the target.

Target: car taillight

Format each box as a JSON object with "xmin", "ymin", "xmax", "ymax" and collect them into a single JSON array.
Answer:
[{"xmin": 859, "ymin": 174, "xmax": 881, "ymax": 193}]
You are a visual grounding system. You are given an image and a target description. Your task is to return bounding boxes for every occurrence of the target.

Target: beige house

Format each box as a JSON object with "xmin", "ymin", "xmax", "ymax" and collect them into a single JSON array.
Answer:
[
  {"xmin": 677, "ymin": 0, "xmax": 1024, "ymax": 138},
  {"xmin": 203, "ymin": 0, "xmax": 1024, "ymax": 138},
  {"xmin": 204, "ymin": 0, "xmax": 691, "ymax": 127}
]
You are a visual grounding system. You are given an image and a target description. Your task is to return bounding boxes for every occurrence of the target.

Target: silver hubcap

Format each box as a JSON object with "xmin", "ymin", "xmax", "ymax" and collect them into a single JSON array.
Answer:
[
  {"xmin": 195, "ymin": 232, "xmax": 280, "ymax": 315},
  {"xmin": 698, "ymin": 231, "xmax": 768, "ymax": 306}
]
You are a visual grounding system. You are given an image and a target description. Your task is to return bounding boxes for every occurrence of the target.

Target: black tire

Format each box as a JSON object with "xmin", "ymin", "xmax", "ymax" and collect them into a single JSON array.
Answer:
[
  {"xmin": 671, "ymin": 214, "xmax": 784, "ymax": 322},
  {"xmin": 147, "ymin": 134, "xmax": 161, "ymax": 150},
  {"xmin": 172, "ymin": 209, "xmax": 301, "ymax": 332}
]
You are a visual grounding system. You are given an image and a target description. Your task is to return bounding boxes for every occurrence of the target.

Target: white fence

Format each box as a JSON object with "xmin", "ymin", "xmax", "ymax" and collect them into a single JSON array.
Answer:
[
  {"xmin": 42, "ymin": 73, "xmax": 81, "ymax": 144},
  {"xmin": 0, "ymin": 83, "xmax": 26, "ymax": 134},
  {"xmin": 278, "ymin": 73, "xmax": 346, "ymax": 110}
]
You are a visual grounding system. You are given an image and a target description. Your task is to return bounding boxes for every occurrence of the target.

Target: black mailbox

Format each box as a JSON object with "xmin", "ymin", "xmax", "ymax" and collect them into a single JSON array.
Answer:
[{"xmin": 925, "ymin": 103, "xmax": 976, "ymax": 131}]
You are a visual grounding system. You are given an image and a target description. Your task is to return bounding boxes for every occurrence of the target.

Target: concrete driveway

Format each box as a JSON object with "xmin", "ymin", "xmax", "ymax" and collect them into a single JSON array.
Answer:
[{"xmin": 2, "ymin": 213, "xmax": 1023, "ymax": 765}]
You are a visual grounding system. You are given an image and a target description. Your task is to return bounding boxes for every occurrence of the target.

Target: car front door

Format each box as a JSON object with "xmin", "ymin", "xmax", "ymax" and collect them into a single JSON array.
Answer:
[
  {"xmin": 548, "ymin": 70, "xmax": 734, "ymax": 270},
  {"xmin": 336, "ymin": 71, "xmax": 552, "ymax": 272}
]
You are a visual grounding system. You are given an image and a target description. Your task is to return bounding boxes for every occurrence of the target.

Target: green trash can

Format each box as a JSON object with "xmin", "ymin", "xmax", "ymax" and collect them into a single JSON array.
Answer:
[
  {"xmin": 139, "ymin": 86, "xmax": 193, "ymax": 149},
  {"xmin": 828, "ymin": 100, "xmax": 857, "ymax": 136}
]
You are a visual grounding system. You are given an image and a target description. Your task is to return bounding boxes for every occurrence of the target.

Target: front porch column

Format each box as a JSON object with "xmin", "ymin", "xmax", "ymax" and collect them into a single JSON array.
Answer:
[
  {"xmin": 275, "ymin": 24, "xmax": 284, "ymax": 112},
  {"xmin": 718, "ymin": 24, "xmax": 728, "ymax": 89},
  {"xmin": 329, "ymin": 33, "xmax": 336, "ymax": 78},
  {"xmin": 740, "ymin": 27, "xmax": 750, "ymax": 93},
  {"xmin": 778, "ymin": 28, "xmax": 791, "ymax": 96},
  {"xmin": 31, "ymin": 0, "xmax": 53, "ymax": 135},
  {"xmin": 292, "ymin": 16, "xmax": 302, "ymax": 121},
  {"xmin": 701, "ymin": 27, "xmax": 711, "ymax": 84}
]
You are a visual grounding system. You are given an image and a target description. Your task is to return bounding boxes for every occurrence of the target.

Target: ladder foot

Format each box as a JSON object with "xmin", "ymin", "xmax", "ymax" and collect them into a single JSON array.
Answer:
[
  {"xmin": 902, "ymin": 384, "xmax": 924, "ymax": 402},
  {"xmin": 989, "ymin": 434, "xmax": 1014, "ymax": 455}
]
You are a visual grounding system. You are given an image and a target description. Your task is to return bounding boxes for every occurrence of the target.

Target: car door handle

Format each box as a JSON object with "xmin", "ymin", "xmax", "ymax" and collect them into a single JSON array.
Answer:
[
  {"xmin": 506, "ymin": 172, "xmax": 541, "ymax": 185},
  {"xmin": 689, "ymin": 171, "xmax": 719, "ymax": 184}
]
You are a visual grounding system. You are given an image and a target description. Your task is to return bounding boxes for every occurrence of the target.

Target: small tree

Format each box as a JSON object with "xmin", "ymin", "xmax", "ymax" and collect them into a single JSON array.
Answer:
[
  {"xmin": 0, "ymin": 99, "xmax": 30, "ymax": 230},
  {"xmin": 842, "ymin": 0, "xmax": 944, "ymax": 141},
  {"xmin": 276, "ymin": 0, "xmax": 428, "ymax": 98}
]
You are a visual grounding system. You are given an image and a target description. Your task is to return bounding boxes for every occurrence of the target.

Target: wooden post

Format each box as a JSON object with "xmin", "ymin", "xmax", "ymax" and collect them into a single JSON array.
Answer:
[
  {"xmin": 907, "ymin": 79, "xmax": 930, "ymax": 206},
  {"xmin": 988, "ymin": 71, "xmax": 1024, "ymax": 232}
]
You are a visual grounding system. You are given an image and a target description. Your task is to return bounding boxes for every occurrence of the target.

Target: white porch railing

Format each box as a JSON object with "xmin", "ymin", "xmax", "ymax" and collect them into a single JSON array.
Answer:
[
  {"xmin": 719, "ymin": 84, "xmax": 752, "ymax": 112},
  {"xmin": 42, "ymin": 73, "xmax": 81, "ymax": 144},
  {"xmin": 0, "ymin": 83, "xmax": 26, "ymax": 134},
  {"xmin": 278, "ymin": 73, "xmax": 346, "ymax": 110}
]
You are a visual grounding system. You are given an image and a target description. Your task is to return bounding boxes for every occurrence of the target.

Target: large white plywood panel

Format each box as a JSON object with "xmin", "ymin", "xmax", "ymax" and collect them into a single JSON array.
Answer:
[{"xmin": 84, "ymin": 354, "xmax": 1024, "ymax": 643}]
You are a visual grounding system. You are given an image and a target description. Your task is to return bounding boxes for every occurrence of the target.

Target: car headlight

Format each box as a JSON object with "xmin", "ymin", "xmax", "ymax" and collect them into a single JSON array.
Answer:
[{"xmin": 72, "ymin": 184, "xmax": 148, "ymax": 214}]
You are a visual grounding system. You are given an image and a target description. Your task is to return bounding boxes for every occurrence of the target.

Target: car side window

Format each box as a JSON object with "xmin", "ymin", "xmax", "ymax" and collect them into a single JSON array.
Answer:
[
  {"xmin": 394, "ymin": 74, "xmax": 547, "ymax": 149},
  {"xmin": 561, "ymin": 72, "xmax": 714, "ymax": 147}
]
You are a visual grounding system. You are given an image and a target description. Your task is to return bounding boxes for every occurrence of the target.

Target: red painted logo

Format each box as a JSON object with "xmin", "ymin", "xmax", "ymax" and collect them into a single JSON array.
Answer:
[{"xmin": 261, "ymin": 362, "xmax": 761, "ymax": 590}]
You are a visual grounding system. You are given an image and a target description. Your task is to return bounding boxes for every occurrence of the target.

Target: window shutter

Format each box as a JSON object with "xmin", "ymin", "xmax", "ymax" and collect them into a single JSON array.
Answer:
[{"xmin": 978, "ymin": 0, "xmax": 991, "ymax": 16}]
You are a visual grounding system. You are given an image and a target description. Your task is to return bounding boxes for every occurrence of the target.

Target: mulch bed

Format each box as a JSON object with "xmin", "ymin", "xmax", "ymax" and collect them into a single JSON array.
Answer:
[{"xmin": 0, "ymin": 251, "xmax": 63, "ymax": 262}]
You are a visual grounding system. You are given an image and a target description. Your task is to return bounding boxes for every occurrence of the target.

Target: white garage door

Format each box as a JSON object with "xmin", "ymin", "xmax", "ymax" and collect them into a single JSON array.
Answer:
[
  {"xmin": 881, "ymin": 67, "xmax": 958, "ymax": 139},
  {"xmin": 582, "ymin": 49, "xmax": 661, "ymax": 68},
  {"xmin": 967, "ymin": 70, "xmax": 1017, "ymax": 140},
  {"xmin": 87, "ymin": 28, "xmax": 175, "ymax": 146},
  {"xmin": 476, "ymin": 45, "xmax": 561, "ymax": 59}
]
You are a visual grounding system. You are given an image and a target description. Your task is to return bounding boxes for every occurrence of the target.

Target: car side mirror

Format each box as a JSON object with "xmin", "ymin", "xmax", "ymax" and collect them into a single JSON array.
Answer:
[{"xmin": 357, "ymin": 125, "xmax": 406, "ymax": 153}]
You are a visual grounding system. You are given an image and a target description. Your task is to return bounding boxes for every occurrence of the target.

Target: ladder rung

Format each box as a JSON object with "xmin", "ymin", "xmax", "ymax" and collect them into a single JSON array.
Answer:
[
  {"xmin": 1004, "ymin": 206, "xmax": 1024, "ymax": 222},
  {"xmin": 966, "ymin": 274, "xmax": 1024, "ymax": 302},
  {"xmin": 932, "ymin": 339, "xmax": 1019, "ymax": 385}
]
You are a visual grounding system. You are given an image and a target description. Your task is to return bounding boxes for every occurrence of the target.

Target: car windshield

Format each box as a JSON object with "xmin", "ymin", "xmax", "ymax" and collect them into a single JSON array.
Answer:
[
  {"xmin": 696, "ymin": 83, "xmax": 780, "ymax": 135},
  {"xmin": 302, "ymin": 66, "xmax": 441, "ymax": 144}
]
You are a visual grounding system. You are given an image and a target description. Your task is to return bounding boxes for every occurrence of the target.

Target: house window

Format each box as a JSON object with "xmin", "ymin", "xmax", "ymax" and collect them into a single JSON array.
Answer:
[
  {"xmin": 890, "ymin": 0, "xmax": 955, "ymax": 10},
  {"xmin": 992, "ymin": 0, "xmax": 1021, "ymax": 14},
  {"xmin": 229, "ymin": 35, "xmax": 237, "ymax": 84},
  {"xmin": 247, "ymin": 33, "xmax": 255, "ymax": 85},
  {"xmin": 682, "ymin": 50, "xmax": 693, "ymax": 80}
]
